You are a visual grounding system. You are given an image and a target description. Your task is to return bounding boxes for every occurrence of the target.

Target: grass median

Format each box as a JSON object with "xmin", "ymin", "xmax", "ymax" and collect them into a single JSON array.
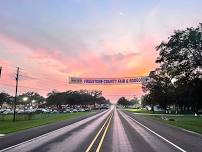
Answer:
[
  {"xmin": 0, "ymin": 112, "xmax": 91, "ymax": 134},
  {"xmin": 125, "ymin": 109, "xmax": 202, "ymax": 134},
  {"xmin": 146, "ymin": 115, "xmax": 202, "ymax": 134}
]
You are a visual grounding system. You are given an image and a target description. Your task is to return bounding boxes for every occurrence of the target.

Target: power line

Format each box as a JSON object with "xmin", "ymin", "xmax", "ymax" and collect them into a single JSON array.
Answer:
[
  {"xmin": 0, "ymin": 83, "xmax": 65, "ymax": 92},
  {"xmin": 1, "ymin": 65, "xmax": 57, "ymax": 78},
  {"xmin": 0, "ymin": 65, "xmax": 67, "ymax": 84},
  {"xmin": 20, "ymin": 67, "xmax": 58, "ymax": 78}
]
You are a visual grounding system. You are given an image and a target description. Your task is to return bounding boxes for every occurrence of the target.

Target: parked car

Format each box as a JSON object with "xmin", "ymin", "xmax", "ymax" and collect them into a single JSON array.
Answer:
[
  {"xmin": 64, "ymin": 109, "xmax": 70, "ymax": 113},
  {"xmin": 3, "ymin": 109, "xmax": 13, "ymax": 114},
  {"xmin": 85, "ymin": 108, "xmax": 91, "ymax": 112},
  {"xmin": 52, "ymin": 109, "xmax": 59, "ymax": 113},
  {"xmin": 73, "ymin": 109, "xmax": 78, "ymax": 112},
  {"xmin": 41, "ymin": 109, "xmax": 50, "ymax": 113},
  {"xmin": 70, "ymin": 108, "xmax": 74, "ymax": 113},
  {"xmin": 17, "ymin": 109, "xmax": 25, "ymax": 114},
  {"xmin": 0, "ymin": 109, "xmax": 6, "ymax": 113},
  {"xmin": 79, "ymin": 108, "xmax": 85, "ymax": 112}
]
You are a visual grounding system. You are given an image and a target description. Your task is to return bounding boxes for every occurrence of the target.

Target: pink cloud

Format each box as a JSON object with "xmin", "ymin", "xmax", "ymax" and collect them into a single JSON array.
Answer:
[
  {"xmin": 0, "ymin": 32, "xmax": 159, "ymax": 102},
  {"xmin": 25, "ymin": 48, "xmax": 154, "ymax": 101}
]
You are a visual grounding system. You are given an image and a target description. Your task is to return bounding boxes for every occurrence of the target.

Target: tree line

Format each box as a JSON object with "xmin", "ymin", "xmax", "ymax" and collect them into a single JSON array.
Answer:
[
  {"xmin": 142, "ymin": 23, "xmax": 202, "ymax": 113},
  {"xmin": 0, "ymin": 90, "xmax": 110, "ymax": 108},
  {"xmin": 117, "ymin": 96, "xmax": 139, "ymax": 107}
]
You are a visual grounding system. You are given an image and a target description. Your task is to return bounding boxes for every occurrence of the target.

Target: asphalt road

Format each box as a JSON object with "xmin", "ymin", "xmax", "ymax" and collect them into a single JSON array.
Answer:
[{"xmin": 1, "ymin": 107, "xmax": 202, "ymax": 152}]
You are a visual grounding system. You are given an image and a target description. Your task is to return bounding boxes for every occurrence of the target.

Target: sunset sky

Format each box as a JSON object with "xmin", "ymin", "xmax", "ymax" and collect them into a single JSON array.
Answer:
[{"xmin": 0, "ymin": 0, "xmax": 202, "ymax": 102}]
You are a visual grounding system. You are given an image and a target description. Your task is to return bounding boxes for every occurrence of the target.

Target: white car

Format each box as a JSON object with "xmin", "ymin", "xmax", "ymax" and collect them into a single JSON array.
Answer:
[
  {"xmin": 73, "ymin": 109, "xmax": 78, "ymax": 112},
  {"xmin": 52, "ymin": 109, "xmax": 59, "ymax": 113},
  {"xmin": 0, "ymin": 109, "xmax": 6, "ymax": 113},
  {"xmin": 17, "ymin": 109, "xmax": 25, "ymax": 114},
  {"xmin": 64, "ymin": 109, "xmax": 70, "ymax": 113},
  {"xmin": 78, "ymin": 108, "xmax": 85, "ymax": 112},
  {"xmin": 3, "ymin": 109, "xmax": 13, "ymax": 114},
  {"xmin": 41, "ymin": 109, "xmax": 50, "ymax": 113},
  {"xmin": 25, "ymin": 109, "xmax": 37, "ymax": 113}
]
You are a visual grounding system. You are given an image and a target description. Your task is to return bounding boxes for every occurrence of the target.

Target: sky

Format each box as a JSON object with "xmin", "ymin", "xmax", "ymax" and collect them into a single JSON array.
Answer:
[{"xmin": 0, "ymin": 0, "xmax": 202, "ymax": 103}]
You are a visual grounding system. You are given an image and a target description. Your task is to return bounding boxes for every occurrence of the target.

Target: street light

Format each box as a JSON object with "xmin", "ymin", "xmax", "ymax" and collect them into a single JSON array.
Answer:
[
  {"xmin": 171, "ymin": 78, "xmax": 177, "ymax": 85},
  {"xmin": 22, "ymin": 97, "xmax": 28, "ymax": 111},
  {"xmin": 22, "ymin": 97, "xmax": 28, "ymax": 102},
  {"xmin": 171, "ymin": 78, "xmax": 178, "ymax": 114},
  {"xmin": 31, "ymin": 100, "xmax": 36, "ymax": 108}
]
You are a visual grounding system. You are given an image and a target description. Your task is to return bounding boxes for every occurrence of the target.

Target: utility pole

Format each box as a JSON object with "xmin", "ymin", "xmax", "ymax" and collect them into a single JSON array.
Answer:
[
  {"xmin": 13, "ymin": 67, "xmax": 19, "ymax": 121},
  {"xmin": 0, "ymin": 66, "xmax": 2, "ymax": 78}
]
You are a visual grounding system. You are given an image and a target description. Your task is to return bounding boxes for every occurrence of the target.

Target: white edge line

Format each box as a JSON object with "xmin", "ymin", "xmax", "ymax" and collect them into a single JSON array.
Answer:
[
  {"xmin": 133, "ymin": 113, "xmax": 202, "ymax": 137},
  {"xmin": 133, "ymin": 112, "xmax": 184, "ymax": 116},
  {"xmin": 0, "ymin": 129, "xmax": 58, "ymax": 152},
  {"xmin": 0, "ymin": 110, "xmax": 108, "ymax": 152},
  {"xmin": 126, "ymin": 113, "xmax": 187, "ymax": 152}
]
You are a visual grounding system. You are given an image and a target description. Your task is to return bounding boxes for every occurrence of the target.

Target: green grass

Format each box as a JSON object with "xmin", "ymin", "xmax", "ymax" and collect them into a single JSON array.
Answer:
[
  {"xmin": 125, "ymin": 108, "xmax": 202, "ymax": 134},
  {"xmin": 0, "ymin": 113, "xmax": 55, "ymax": 121},
  {"xmin": 125, "ymin": 108, "xmax": 163, "ymax": 114},
  {"xmin": 0, "ymin": 112, "xmax": 91, "ymax": 134},
  {"xmin": 145, "ymin": 115, "xmax": 202, "ymax": 134}
]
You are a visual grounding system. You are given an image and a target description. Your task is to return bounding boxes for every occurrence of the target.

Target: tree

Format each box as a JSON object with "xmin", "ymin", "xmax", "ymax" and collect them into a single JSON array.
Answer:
[
  {"xmin": 142, "ymin": 69, "xmax": 175, "ymax": 112},
  {"xmin": 96, "ymin": 96, "xmax": 107, "ymax": 105},
  {"xmin": 0, "ymin": 92, "xmax": 12, "ymax": 108},
  {"xmin": 46, "ymin": 90, "xmax": 105, "ymax": 108},
  {"xmin": 18, "ymin": 92, "xmax": 45, "ymax": 105},
  {"xmin": 156, "ymin": 23, "xmax": 202, "ymax": 113},
  {"xmin": 117, "ymin": 97, "xmax": 130, "ymax": 107},
  {"xmin": 90, "ymin": 90, "xmax": 102, "ymax": 108},
  {"xmin": 130, "ymin": 97, "xmax": 139, "ymax": 105},
  {"xmin": 141, "ymin": 94, "xmax": 151, "ymax": 107},
  {"xmin": 46, "ymin": 90, "xmax": 64, "ymax": 108}
]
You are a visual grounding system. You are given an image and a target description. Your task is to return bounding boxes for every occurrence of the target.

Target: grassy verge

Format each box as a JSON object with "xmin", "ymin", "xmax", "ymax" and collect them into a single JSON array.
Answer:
[
  {"xmin": 125, "ymin": 108, "xmax": 202, "ymax": 134},
  {"xmin": 0, "ymin": 112, "xmax": 91, "ymax": 134},
  {"xmin": 145, "ymin": 115, "xmax": 202, "ymax": 134},
  {"xmin": 125, "ymin": 108, "xmax": 164, "ymax": 114}
]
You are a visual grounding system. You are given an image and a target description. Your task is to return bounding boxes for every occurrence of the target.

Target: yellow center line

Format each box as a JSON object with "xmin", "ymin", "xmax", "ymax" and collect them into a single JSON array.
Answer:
[
  {"xmin": 96, "ymin": 113, "xmax": 113, "ymax": 152},
  {"xmin": 85, "ymin": 112, "xmax": 112, "ymax": 152}
]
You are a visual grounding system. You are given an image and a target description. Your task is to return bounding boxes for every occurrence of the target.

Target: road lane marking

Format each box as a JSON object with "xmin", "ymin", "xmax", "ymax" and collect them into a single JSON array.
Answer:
[
  {"xmin": 113, "ymin": 108, "xmax": 133, "ymax": 152},
  {"xmin": 96, "ymin": 113, "xmax": 113, "ymax": 152},
  {"xmin": 0, "ymin": 110, "xmax": 110, "ymax": 152},
  {"xmin": 133, "ymin": 113, "xmax": 184, "ymax": 116},
  {"xmin": 124, "ymin": 112, "xmax": 187, "ymax": 152},
  {"xmin": 85, "ymin": 113, "xmax": 112, "ymax": 152},
  {"xmin": 0, "ymin": 134, "xmax": 5, "ymax": 137}
]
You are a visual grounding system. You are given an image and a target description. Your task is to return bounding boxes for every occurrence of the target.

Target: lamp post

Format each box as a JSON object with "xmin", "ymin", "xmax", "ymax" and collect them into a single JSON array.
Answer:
[
  {"xmin": 31, "ymin": 100, "xmax": 36, "ymax": 109},
  {"xmin": 171, "ymin": 78, "xmax": 178, "ymax": 114},
  {"xmin": 22, "ymin": 97, "xmax": 28, "ymax": 112},
  {"xmin": 23, "ymin": 97, "xmax": 28, "ymax": 101}
]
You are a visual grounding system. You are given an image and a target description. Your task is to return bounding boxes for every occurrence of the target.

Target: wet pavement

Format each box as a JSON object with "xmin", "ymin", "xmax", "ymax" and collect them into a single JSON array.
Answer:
[{"xmin": 1, "ymin": 106, "xmax": 202, "ymax": 152}]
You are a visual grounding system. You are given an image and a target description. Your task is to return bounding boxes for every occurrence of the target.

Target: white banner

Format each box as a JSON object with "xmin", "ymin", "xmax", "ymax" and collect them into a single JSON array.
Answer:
[{"xmin": 68, "ymin": 76, "xmax": 149, "ymax": 85}]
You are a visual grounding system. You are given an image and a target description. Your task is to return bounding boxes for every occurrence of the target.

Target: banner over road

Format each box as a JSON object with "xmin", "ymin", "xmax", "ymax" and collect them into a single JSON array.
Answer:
[{"xmin": 68, "ymin": 76, "xmax": 149, "ymax": 85}]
